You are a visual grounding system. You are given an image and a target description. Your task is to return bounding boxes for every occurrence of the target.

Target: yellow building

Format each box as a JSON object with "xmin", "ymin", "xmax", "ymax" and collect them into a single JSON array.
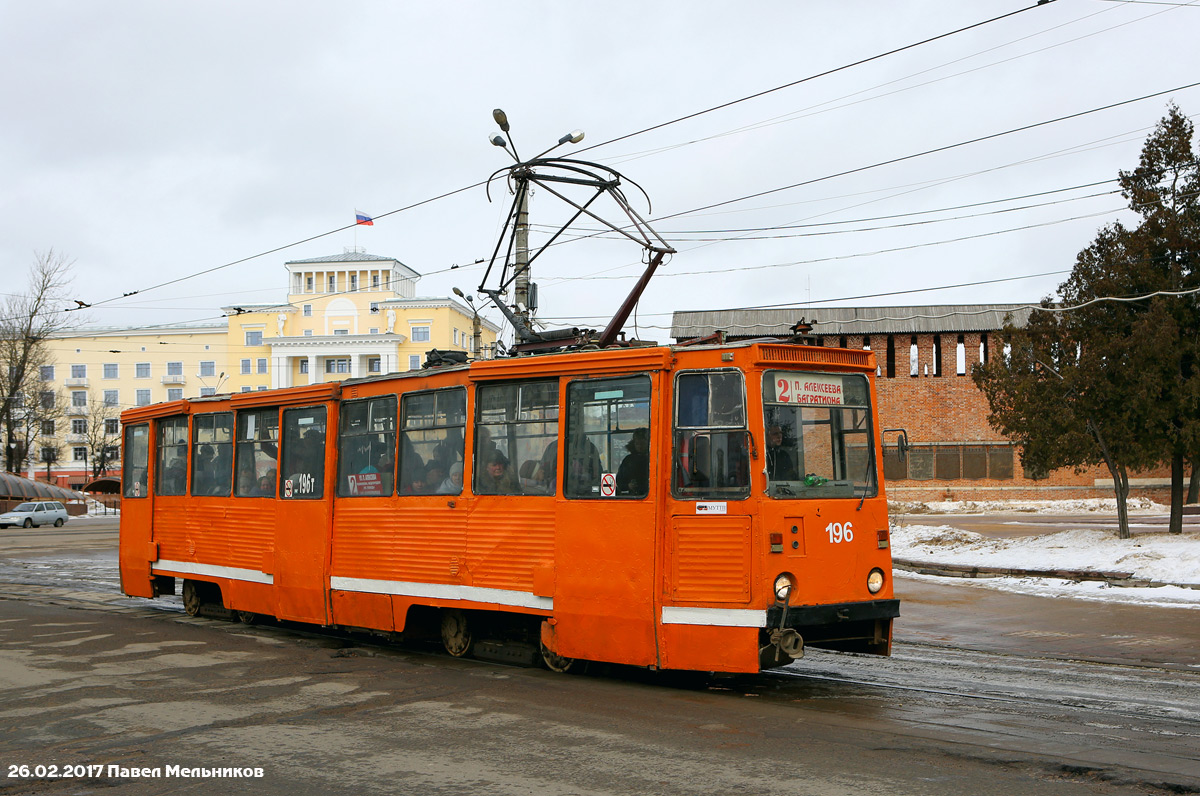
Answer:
[{"xmin": 28, "ymin": 250, "xmax": 498, "ymax": 488}]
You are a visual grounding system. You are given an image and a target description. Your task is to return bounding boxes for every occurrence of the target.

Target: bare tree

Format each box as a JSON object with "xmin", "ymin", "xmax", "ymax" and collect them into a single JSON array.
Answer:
[
  {"xmin": 0, "ymin": 250, "xmax": 77, "ymax": 472},
  {"xmin": 84, "ymin": 396, "xmax": 121, "ymax": 478}
]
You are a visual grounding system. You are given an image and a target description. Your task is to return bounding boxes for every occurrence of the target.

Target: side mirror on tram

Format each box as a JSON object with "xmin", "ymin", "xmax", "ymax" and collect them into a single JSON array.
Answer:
[{"xmin": 882, "ymin": 428, "xmax": 909, "ymax": 462}]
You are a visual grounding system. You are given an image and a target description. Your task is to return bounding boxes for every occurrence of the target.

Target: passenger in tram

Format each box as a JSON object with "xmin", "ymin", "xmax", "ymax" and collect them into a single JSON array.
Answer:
[
  {"xmin": 616, "ymin": 427, "xmax": 649, "ymax": 496},
  {"xmin": 476, "ymin": 451, "xmax": 518, "ymax": 494},
  {"xmin": 436, "ymin": 461, "xmax": 464, "ymax": 494},
  {"xmin": 766, "ymin": 424, "xmax": 799, "ymax": 481},
  {"xmin": 566, "ymin": 436, "xmax": 602, "ymax": 495},
  {"xmin": 424, "ymin": 460, "xmax": 446, "ymax": 491}
]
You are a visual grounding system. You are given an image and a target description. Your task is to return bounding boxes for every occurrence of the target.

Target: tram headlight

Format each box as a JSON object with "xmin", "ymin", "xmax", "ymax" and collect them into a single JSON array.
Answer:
[
  {"xmin": 773, "ymin": 572, "xmax": 796, "ymax": 602},
  {"xmin": 867, "ymin": 568, "xmax": 886, "ymax": 594}
]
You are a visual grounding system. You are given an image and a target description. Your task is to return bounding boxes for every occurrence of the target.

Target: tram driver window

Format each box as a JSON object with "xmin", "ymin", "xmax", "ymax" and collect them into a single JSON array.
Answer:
[
  {"xmin": 337, "ymin": 395, "xmax": 397, "ymax": 497},
  {"xmin": 281, "ymin": 406, "xmax": 326, "ymax": 499},
  {"xmin": 565, "ymin": 375, "xmax": 651, "ymax": 499},
  {"xmin": 474, "ymin": 380, "xmax": 558, "ymax": 496},
  {"xmin": 155, "ymin": 415, "xmax": 189, "ymax": 496},
  {"xmin": 234, "ymin": 409, "xmax": 279, "ymax": 497},
  {"xmin": 400, "ymin": 388, "xmax": 466, "ymax": 495},
  {"xmin": 761, "ymin": 371, "xmax": 877, "ymax": 500},
  {"xmin": 672, "ymin": 370, "xmax": 750, "ymax": 499}
]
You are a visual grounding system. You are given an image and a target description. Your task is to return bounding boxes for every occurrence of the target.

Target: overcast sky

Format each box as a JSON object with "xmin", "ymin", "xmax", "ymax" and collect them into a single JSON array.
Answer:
[{"xmin": 4, "ymin": 1, "xmax": 1199, "ymax": 342}]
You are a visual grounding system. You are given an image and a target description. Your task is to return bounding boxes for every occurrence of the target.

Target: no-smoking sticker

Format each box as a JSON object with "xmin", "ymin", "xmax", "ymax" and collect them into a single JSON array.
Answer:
[{"xmin": 600, "ymin": 472, "xmax": 616, "ymax": 497}]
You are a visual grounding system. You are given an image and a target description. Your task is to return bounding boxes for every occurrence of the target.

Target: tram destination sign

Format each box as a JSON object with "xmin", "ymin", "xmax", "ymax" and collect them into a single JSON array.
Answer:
[{"xmin": 774, "ymin": 374, "xmax": 844, "ymax": 406}]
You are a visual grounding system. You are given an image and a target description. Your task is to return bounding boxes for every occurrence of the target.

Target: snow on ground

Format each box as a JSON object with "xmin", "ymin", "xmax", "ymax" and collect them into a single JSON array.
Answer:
[
  {"xmin": 891, "ymin": 500, "xmax": 1200, "ymax": 608},
  {"xmin": 889, "ymin": 497, "xmax": 1168, "ymax": 515}
]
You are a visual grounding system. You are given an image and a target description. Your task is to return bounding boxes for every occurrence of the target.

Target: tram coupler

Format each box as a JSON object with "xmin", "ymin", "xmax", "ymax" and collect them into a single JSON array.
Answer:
[{"xmin": 759, "ymin": 627, "xmax": 804, "ymax": 669}]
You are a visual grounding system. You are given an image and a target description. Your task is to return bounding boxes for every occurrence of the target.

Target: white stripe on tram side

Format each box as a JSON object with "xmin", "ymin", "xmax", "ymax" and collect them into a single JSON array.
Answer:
[
  {"xmin": 153, "ymin": 559, "xmax": 275, "ymax": 585},
  {"xmin": 660, "ymin": 606, "xmax": 768, "ymax": 628},
  {"xmin": 330, "ymin": 576, "xmax": 554, "ymax": 611}
]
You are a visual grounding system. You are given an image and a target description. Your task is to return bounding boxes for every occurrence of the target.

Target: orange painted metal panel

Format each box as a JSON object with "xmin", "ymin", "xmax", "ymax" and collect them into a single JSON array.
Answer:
[
  {"xmin": 667, "ymin": 515, "xmax": 753, "ymax": 603},
  {"xmin": 659, "ymin": 624, "xmax": 759, "ymax": 672}
]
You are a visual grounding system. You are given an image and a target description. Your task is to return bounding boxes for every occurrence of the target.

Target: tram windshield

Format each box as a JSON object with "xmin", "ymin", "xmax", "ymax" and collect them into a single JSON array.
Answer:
[{"xmin": 761, "ymin": 371, "xmax": 877, "ymax": 500}]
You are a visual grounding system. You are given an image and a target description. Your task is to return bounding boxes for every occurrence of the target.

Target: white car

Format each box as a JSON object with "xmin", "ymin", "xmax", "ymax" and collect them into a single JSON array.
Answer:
[{"xmin": 0, "ymin": 501, "xmax": 69, "ymax": 528}]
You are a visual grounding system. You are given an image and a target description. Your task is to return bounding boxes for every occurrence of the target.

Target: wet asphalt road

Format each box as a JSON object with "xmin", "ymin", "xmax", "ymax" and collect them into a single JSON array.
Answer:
[{"xmin": 0, "ymin": 514, "xmax": 1197, "ymax": 795}]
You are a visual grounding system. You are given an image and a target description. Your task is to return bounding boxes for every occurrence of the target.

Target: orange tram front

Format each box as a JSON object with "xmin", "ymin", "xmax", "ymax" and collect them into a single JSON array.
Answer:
[{"xmin": 118, "ymin": 340, "xmax": 898, "ymax": 673}]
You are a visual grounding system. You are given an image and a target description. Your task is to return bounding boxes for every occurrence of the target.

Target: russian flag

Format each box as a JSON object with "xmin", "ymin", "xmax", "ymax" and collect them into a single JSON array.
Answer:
[{"xmin": 355, "ymin": 210, "xmax": 374, "ymax": 226}]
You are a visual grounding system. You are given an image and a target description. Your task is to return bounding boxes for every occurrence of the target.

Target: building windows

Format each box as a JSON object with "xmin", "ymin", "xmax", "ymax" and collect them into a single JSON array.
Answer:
[
  {"xmin": 299, "ymin": 360, "xmax": 309, "ymax": 374},
  {"xmin": 241, "ymin": 386, "xmax": 253, "ymax": 393},
  {"xmin": 40, "ymin": 365, "xmax": 54, "ymax": 381},
  {"xmin": 241, "ymin": 359, "xmax": 251, "ymax": 375},
  {"xmin": 350, "ymin": 274, "xmax": 358, "ymax": 291},
  {"xmin": 103, "ymin": 363, "xmax": 118, "ymax": 379},
  {"xmin": 105, "ymin": 418, "xmax": 120, "ymax": 435},
  {"xmin": 245, "ymin": 330, "xmax": 263, "ymax": 347},
  {"xmin": 333, "ymin": 329, "xmax": 349, "ymax": 336},
  {"xmin": 325, "ymin": 359, "xmax": 350, "ymax": 374},
  {"xmin": 167, "ymin": 361, "xmax": 183, "ymax": 376},
  {"xmin": 328, "ymin": 275, "xmax": 336, "ymax": 292},
  {"xmin": 41, "ymin": 420, "xmax": 54, "ymax": 436},
  {"xmin": 70, "ymin": 364, "xmax": 86, "ymax": 379},
  {"xmin": 136, "ymin": 362, "xmax": 151, "ymax": 379},
  {"xmin": 73, "ymin": 447, "xmax": 87, "ymax": 462},
  {"xmin": 71, "ymin": 391, "xmax": 87, "ymax": 408},
  {"xmin": 257, "ymin": 358, "xmax": 268, "ymax": 374},
  {"xmin": 303, "ymin": 304, "xmax": 312, "ymax": 317},
  {"xmin": 200, "ymin": 387, "xmax": 216, "ymax": 396},
  {"xmin": 40, "ymin": 391, "xmax": 55, "ymax": 410},
  {"xmin": 200, "ymin": 360, "xmax": 216, "ymax": 377},
  {"xmin": 369, "ymin": 328, "xmax": 379, "ymax": 335},
  {"xmin": 409, "ymin": 355, "xmax": 421, "ymax": 370},
  {"xmin": 956, "ymin": 335, "xmax": 967, "ymax": 376},
  {"xmin": 368, "ymin": 357, "xmax": 381, "ymax": 373},
  {"xmin": 167, "ymin": 388, "xmax": 184, "ymax": 402},
  {"xmin": 411, "ymin": 326, "xmax": 431, "ymax": 343},
  {"xmin": 72, "ymin": 418, "xmax": 87, "ymax": 435},
  {"xmin": 885, "ymin": 444, "xmax": 1015, "ymax": 482},
  {"xmin": 453, "ymin": 329, "xmax": 459, "ymax": 346},
  {"xmin": 135, "ymin": 389, "xmax": 151, "ymax": 406},
  {"xmin": 103, "ymin": 390, "xmax": 118, "ymax": 406},
  {"xmin": 306, "ymin": 276, "xmax": 314, "ymax": 292},
  {"xmin": 304, "ymin": 329, "xmax": 313, "ymax": 336}
]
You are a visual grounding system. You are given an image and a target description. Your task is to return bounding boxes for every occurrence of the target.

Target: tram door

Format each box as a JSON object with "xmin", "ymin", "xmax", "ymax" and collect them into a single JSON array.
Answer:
[
  {"xmin": 550, "ymin": 375, "xmax": 660, "ymax": 666},
  {"xmin": 662, "ymin": 370, "xmax": 758, "ymax": 672},
  {"xmin": 274, "ymin": 405, "xmax": 332, "ymax": 624}
]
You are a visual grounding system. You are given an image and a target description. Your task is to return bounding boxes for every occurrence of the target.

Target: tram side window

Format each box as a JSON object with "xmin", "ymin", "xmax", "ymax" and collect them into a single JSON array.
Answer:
[
  {"xmin": 673, "ymin": 370, "xmax": 750, "ymax": 499},
  {"xmin": 235, "ymin": 408, "xmax": 279, "ymax": 497},
  {"xmin": 191, "ymin": 412, "xmax": 233, "ymax": 496},
  {"xmin": 337, "ymin": 395, "xmax": 397, "ymax": 497},
  {"xmin": 400, "ymin": 388, "xmax": 465, "ymax": 495},
  {"xmin": 565, "ymin": 375, "xmax": 651, "ymax": 499},
  {"xmin": 155, "ymin": 415, "xmax": 189, "ymax": 496},
  {"xmin": 281, "ymin": 406, "xmax": 326, "ymax": 499},
  {"xmin": 122, "ymin": 424, "xmax": 150, "ymax": 498},
  {"xmin": 475, "ymin": 380, "xmax": 558, "ymax": 496}
]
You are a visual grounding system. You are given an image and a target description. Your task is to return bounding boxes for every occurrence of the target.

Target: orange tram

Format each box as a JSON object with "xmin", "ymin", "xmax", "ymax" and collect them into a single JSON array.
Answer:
[{"xmin": 118, "ymin": 339, "xmax": 899, "ymax": 673}]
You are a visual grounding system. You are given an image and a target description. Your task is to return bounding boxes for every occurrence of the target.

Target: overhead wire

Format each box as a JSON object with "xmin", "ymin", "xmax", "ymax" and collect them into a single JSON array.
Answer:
[{"xmin": 49, "ymin": 1, "xmax": 1062, "ymax": 320}]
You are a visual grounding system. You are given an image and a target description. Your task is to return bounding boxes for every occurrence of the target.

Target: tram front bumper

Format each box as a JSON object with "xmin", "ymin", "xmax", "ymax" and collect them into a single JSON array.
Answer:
[{"xmin": 762, "ymin": 598, "xmax": 900, "ymax": 663}]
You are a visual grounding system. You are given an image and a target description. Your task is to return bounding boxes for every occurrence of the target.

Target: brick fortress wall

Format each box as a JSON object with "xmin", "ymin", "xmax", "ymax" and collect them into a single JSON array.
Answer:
[{"xmin": 816, "ymin": 332, "xmax": 1170, "ymax": 503}]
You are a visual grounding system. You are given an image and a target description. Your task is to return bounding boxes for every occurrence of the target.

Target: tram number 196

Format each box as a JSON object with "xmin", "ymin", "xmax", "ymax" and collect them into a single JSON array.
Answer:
[{"xmin": 826, "ymin": 522, "xmax": 854, "ymax": 544}]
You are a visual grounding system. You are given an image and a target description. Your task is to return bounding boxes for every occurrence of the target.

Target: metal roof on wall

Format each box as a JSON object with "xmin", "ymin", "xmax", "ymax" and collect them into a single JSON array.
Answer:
[
  {"xmin": 671, "ymin": 304, "xmax": 1036, "ymax": 340},
  {"xmin": 0, "ymin": 472, "xmax": 85, "ymax": 502}
]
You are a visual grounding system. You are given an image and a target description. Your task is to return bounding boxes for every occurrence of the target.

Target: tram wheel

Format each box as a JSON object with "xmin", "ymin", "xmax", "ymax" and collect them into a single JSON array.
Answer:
[
  {"xmin": 540, "ymin": 642, "xmax": 576, "ymax": 673},
  {"xmin": 237, "ymin": 611, "xmax": 259, "ymax": 625},
  {"xmin": 182, "ymin": 580, "xmax": 202, "ymax": 617},
  {"xmin": 440, "ymin": 609, "xmax": 473, "ymax": 657}
]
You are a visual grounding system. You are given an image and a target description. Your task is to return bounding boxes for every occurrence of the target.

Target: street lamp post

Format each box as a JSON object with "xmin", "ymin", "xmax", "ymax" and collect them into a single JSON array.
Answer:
[{"xmin": 452, "ymin": 288, "xmax": 484, "ymax": 359}]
